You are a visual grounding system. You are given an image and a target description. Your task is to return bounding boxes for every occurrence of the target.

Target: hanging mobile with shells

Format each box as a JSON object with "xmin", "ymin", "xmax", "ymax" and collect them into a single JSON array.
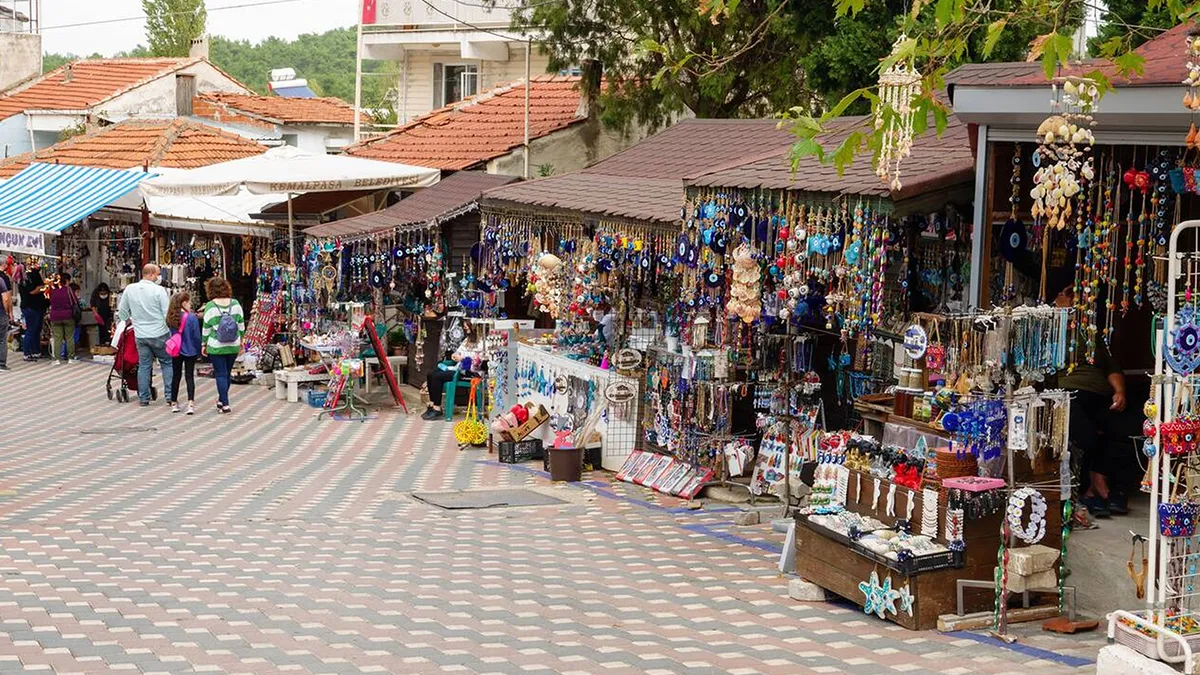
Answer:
[
  {"xmin": 875, "ymin": 34, "xmax": 922, "ymax": 192},
  {"xmin": 1029, "ymin": 76, "xmax": 1097, "ymax": 231},
  {"xmin": 1184, "ymin": 31, "xmax": 1200, "ymax": 146}
]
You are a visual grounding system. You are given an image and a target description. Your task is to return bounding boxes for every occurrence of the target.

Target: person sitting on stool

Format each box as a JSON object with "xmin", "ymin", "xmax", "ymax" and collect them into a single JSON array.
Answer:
[{"xmin": 421, "ymin": 334, "xmax": 482, "ymax": 421}]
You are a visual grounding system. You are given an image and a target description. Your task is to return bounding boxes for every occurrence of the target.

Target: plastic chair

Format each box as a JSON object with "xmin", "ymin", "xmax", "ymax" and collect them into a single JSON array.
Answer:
[{"xmin": 443, "ymin": 364, "xmax": 484, "ymax": 421}]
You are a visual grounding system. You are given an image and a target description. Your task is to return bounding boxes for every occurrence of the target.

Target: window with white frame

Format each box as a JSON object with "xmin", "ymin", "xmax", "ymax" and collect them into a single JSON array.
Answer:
[{"xmin": 433, "ymin": 63, "xmax": 479, "ymax": 107}]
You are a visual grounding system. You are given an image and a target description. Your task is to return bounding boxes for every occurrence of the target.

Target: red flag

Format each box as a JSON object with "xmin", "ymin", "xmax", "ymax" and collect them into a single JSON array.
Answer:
[{"xmin": 362, "ymin": 0, "xmax": 377, "ymax": 25}]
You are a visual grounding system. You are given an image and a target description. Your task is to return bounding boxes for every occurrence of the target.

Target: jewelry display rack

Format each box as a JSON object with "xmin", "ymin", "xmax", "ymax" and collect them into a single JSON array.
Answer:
[{"xmin": 1110, "ymin": 219, "xmax": 1200, "ymax": 673}]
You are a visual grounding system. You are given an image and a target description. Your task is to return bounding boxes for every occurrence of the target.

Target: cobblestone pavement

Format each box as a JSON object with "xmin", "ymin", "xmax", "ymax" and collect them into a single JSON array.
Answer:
[{"xmin": 0, "ymin": 358, "xmax": 1103, "ymax": 674}]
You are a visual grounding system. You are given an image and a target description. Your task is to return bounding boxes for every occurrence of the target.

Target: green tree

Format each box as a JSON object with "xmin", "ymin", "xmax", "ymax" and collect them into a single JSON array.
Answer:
[
  {"xmin": 142, "ymin": 0, "xmax": 207, "ymax": 57},
  {"xmin": 514, "ymin": 0, "xmax": 815, "ymax": 127},
  {"xmin": 1090, "ymin": 0, "xmax": 1175, "ymax": 55}
]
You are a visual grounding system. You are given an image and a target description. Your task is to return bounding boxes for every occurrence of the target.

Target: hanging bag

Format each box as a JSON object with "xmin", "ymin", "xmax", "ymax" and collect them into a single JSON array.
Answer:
[
  {"xmin": 453, "ymin": 379, "xmax": 488, "ymax": 446},
  {"xmin": 165, "ymin": 312, "xmax": 186, "ymax": 358},
  {"xmin": 1159, "ymin": 463, "xmax": 1197, "ymax": 538}
]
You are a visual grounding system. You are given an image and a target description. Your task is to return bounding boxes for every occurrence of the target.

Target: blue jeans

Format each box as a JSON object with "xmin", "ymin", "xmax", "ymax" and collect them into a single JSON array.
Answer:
[
  {"xmin": 209, "ymin": 353, "xmax": 235, "ymax": 407},
  {"xmin": 135, "ymin": 335, "xmax": 174, "ymax": 404},
  {"xmin": 21, "ymin": 308, "xmax": 43, "ymax": 356}
]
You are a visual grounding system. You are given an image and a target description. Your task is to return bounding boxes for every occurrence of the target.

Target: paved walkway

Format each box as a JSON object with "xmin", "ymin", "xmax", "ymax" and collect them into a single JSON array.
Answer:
[{"xmin": 0, "ymin": 358, "xmax": 1102, "ymax": 673}]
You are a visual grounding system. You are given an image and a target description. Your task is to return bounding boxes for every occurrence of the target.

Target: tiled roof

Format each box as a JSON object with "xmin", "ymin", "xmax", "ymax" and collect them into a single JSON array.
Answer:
[
  {"xmin": 306, "ymin": 171, "xmax": 518, "ymax": 237},
  {"xmin": 0, "ymin": 57, "xmax": 203, "ymax": 121},
  {"xmin": 0, "ymin": 118, "xmax": 267, "ymax": 178},
  {"xmin": 687, "ymin": 114, "xmax": 975, "ymax": 200},
  {"xmin": 947, "ymin": 22, "xmax": 1196, "ymax": 89},
  {"xmin": 344, "ymin": 76, "xmax": 588, "ymax": 170},
  {"xmin": 481, "ymin": 118, "xmax": 798, "ymax": 222},
  {"xmin": 194, "ymin": 92, "xmax": 367, "ymax": 125}
]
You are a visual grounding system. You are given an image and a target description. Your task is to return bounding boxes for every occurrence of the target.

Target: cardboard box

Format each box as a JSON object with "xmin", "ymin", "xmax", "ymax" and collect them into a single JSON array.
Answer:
[{"xmin": 500, "ymin": 403, "xmax": 550, "ymax": 442}]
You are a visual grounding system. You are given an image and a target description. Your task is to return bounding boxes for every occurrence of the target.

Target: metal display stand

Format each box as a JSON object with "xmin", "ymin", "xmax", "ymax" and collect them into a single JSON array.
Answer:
[{"xmin": 1110, "ymin": 219, "xmax": 1200, "ymax": 673}]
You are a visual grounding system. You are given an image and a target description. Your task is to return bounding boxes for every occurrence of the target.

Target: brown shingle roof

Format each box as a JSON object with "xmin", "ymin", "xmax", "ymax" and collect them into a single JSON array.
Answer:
[
  {"xmin": 481, "ymin": 118, "xmax": 798, "ymax": 223},
  {"xmin": 687, "ymin": 114, "xmax": 974, "ymax": 200},
  {"xmin": 344, "ymin": 76, "xmax": 588, "ymax": 170},
  {"xmin": 0, "ymin": 57, "xmax": 205, "ymax": 121},
  {"xmin": 947, "ymin": 22, "xmax": 1196, "ymax": 90},
  {"xmin": 484, "ymin": 174, "xmax": 685, "ymax": 223},
  {"xmin": 0, "ymin": 118, "xmax": 268, "ymax": 178},
  {"xmin": 306, "ymin": 171, "xmax": 518, "ymax": 237},
  {"xmin": 194, "ymin": 92, "xmax": 367, "ymax": 125}
]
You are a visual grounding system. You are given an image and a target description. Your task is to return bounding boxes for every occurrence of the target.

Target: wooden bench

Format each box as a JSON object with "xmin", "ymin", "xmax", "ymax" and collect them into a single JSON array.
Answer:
[{"xmin": 274, "ymin": 367, "xmax": 331, "ymax": 403}]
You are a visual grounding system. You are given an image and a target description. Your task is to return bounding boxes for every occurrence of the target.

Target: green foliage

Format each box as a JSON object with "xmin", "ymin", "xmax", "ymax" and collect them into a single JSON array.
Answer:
[
  {"xmin": 515, "ymin": 0, "xmax": 812, "ymax": 127},
  {"xmin": 142, "ymin": 0, "xmax": 207, "ymax": 58}
]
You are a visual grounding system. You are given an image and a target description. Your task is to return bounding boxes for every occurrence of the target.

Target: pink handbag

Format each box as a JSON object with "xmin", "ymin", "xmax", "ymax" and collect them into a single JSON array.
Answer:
[{"xmin": 165, "ymin": 312, "xmax": 186, "ymax": 357}]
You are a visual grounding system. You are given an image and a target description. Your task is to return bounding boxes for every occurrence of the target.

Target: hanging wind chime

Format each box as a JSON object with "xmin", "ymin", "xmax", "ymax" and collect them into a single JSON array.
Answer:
[{"xmin": 876, "ymin": 34, "xmax": 922, "ymax": 191}]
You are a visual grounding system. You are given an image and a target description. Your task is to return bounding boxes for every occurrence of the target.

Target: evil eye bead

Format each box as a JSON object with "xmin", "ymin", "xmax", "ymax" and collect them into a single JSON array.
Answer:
[
  {"xmin": 1145, "ymin": 401, "xmax": 1160, "ymax": 419},
  {"xmin": 799, "ymin": 284, "xmax": 810, "ymax": 296},
  {"xmin": 1144, "ymin": 420, "xmax": 1158, "ymax": 437},
  {"xmin": 1144, "ymin": 441, "xmax": 1157, "ymax": 457}
]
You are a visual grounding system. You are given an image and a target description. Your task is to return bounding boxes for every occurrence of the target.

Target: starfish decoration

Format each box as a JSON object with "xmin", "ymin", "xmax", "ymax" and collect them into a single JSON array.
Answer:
[
  {"xmin": 896, "ymin": 583, "xmax": 915, "ymax": 617},
  {"xmin": 858, "ymin": 571, "xmax": 901, "ymax": 619}
]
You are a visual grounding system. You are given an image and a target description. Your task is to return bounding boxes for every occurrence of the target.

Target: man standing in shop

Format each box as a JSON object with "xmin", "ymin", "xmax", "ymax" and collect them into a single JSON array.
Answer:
[
  {"xmin": 118, "ymin": 264, "xmax": 173, "ymax": 406},
  {"xmin": 1050, "ymin": 276, "xmax": 1135, "ymax": 519}
]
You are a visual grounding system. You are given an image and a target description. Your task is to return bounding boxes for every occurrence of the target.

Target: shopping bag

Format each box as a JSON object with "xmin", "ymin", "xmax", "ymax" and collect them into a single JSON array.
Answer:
[{"xmin": 110, "ymin": 319, "xmax": 129, "ymax": 349}]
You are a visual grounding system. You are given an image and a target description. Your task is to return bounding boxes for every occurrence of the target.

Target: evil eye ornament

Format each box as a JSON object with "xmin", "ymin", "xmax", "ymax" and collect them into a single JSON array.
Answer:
[
  {"xmin": 704, "ymin": 271, "xmax": 722, "ymax": 288},
  {"xmin": 676, "ymin": 234, "xmax": 690, "ymax": 260},
  {"xmin": 1168, "ymin": 309, "xmax": 1200, "ymax": 376},
  {"xmin": 597, "ymin": 258, "xmax": 614, "ymax": 273},
  {"xmin": 844, "ymin": 240, "xmax": 863, "ymax": 265},
  {"xmin": 711, "ymin": 232, "xmax": 727, "ymax": 255}
]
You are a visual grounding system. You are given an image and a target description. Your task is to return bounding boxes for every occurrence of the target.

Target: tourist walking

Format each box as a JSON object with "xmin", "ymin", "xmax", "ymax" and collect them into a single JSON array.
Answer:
[
  {"xmin": 201, "ymin": 278, "xmax": 244, "ymax": 414},
  {"xmin": 117, "ymin": 264, "xmax": 173, "ymax": 406},
  {"xmin": 47, "ymin": 272, "xmax": 79, "ymax": 364},
  {"xmin": 166, "ymin": 292, "xmax": 201, "ymax": 415},
  {"xmin": 17, "ymin": 263, "xmax": 47, "ymax": 361},
  {"xmin": 0, "ymin": 267, "xmax": 11, "ymax": 371}
]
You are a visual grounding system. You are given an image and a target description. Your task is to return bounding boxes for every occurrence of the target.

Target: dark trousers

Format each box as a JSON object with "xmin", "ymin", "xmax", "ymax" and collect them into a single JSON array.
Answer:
[
  {"xmin": 170, "ymin": 356, "xmax": 196, "ymax": 402},
  {"xmin": 427, "ymin": 369, "xmax": 458, "ymax": 407},
  {"xmin": 1070, "ymin": 390, "xmax": 1143, "ymax": 492},
  {"xmin": 210, "ymin": 353, "xmax": 235, "ymax": 406},
  {"xmin": 21, "ymin": 308, "xmax": 43, "ymax": 356}
]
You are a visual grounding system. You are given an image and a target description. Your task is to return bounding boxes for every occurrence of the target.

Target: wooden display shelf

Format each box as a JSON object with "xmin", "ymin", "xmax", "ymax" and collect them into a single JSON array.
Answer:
[{"xmin": 794, "ymin": 467, "xmax": 1063, "ymax": 630}]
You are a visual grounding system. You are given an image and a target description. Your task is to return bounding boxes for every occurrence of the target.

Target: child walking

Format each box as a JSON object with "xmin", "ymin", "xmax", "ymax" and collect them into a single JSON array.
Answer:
[{"xmin": 166, "ymin": 292, "xmax": 202, "ymax": 414}]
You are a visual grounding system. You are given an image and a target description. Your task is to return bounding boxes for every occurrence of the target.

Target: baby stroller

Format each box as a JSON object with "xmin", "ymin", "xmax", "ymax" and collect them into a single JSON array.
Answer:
[{"xmin": 107, "ymin": 324, "xmax": 156, "ymax": 403}]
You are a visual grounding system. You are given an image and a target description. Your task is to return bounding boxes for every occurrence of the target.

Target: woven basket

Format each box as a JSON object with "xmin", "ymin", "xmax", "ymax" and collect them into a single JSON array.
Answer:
[{"xmin": 933, "ymin": 449, "xmax": 978, "ymax": 481}]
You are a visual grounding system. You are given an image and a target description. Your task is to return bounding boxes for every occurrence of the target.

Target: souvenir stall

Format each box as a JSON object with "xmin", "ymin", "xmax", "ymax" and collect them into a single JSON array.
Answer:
[{"xmin": 475, "ymin": 205, "xmax": 680, "ymax": 469}]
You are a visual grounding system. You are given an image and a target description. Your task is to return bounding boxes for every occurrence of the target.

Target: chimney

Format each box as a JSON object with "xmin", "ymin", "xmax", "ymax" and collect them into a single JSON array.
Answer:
[
  {"xmin": 62, "ymin": 64, "xmax": 72, "ymax": 83},
  {"xmin": 189, "ymin": 34, "xmax": 209, "ymax": 59},
  {"xmin": 577, "ymin": 59, "xmax": 602, "ymax": 120}
]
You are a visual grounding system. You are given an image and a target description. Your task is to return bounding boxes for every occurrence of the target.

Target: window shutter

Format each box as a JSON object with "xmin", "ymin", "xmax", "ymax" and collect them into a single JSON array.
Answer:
[{"xmin": 176, "ymin": 75, "xmax": 196, "ymax": 116}]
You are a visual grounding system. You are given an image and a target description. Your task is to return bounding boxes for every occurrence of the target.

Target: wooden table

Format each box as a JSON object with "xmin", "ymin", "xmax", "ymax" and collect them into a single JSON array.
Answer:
[{"xmin": 274, "ymin": 367, "xmax": 330, "ymax": 403}]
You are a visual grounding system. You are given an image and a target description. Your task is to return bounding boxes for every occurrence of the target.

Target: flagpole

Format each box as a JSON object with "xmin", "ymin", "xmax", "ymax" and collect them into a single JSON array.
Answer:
[{"xmin": 354, "ymin": 0, "xmax": 366, "ymax": 143}]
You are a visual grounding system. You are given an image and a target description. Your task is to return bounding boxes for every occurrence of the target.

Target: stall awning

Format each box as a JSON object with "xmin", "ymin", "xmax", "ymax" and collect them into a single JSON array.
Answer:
[{"xmin": 0, "ymin": 163, "xmax": 154, "ymax": 234}]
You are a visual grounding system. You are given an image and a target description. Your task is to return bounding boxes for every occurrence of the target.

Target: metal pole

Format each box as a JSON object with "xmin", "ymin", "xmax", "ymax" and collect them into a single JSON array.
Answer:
[
  {"xmin": 523, "ymin": 38, "xmax": 531, "ymax": 180},
  {"xmin": 353, "ymin": 0, "xmax": 366, "ymax": 143},
  {"xmin": 287, "ymin": 193, "xmax": 295, "ymax": 265}
]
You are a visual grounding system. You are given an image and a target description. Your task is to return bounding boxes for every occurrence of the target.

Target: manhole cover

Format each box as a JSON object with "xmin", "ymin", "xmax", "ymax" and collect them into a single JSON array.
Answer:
[
  {"xmin": 411, "ymin": 488, "xmax": 567, "ymax": 510},
  {"xmin": 79, "ymin": 426, "xmax": 158, "ymax": 435}
]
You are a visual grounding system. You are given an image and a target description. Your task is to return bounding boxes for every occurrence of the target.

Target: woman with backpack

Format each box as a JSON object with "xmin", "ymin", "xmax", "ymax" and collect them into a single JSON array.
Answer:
[
  {"xmin": 166, "ymin": 291, "xmax": 202, "ymax": 415},
  {"xmin": 201, "ymin": 278, "xmax": 245, "ymax": 414}
]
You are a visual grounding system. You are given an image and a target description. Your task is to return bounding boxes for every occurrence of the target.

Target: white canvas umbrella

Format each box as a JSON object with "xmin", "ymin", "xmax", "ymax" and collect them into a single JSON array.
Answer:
[{"xmin": 139, "ymin": 146, "xmax": 441, "ymax": 263}]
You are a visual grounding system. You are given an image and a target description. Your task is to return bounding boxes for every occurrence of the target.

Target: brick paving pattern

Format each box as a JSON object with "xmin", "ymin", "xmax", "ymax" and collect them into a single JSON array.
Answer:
[{"xmin": 0, "ymin": 359, "xmax": 1101, "ymax": 673}]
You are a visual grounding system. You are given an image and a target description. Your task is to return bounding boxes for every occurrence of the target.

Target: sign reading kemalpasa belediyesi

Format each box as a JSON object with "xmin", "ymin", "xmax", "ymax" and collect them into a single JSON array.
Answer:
[{"xmin": 0, "ymin": 225, "xmax": 47, "ymax": 256}]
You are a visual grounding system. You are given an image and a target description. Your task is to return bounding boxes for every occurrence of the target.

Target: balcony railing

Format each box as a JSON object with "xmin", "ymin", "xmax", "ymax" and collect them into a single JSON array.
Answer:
[{"xmin": 373, "ymin": 0, "xmax": 518, "ymax": 28}]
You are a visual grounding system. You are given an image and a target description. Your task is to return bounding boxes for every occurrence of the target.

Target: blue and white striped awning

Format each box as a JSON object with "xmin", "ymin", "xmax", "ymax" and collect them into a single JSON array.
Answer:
[{"xmin": 0, "ymin": 163, "xmax": 155, "ymax": 234}]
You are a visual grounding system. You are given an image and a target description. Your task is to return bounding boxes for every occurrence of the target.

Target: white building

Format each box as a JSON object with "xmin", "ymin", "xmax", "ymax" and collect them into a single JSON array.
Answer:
[
  {"xmin": 0, "ymin": 56, "xmax": 250, "ymax": 157},
  {"xmin": 361, "ymin": 0, "xmax": 550, "ymax": 123},
  {"xmin": 192, "ymin": 92, "xmax": 366, "ymax": 154}
]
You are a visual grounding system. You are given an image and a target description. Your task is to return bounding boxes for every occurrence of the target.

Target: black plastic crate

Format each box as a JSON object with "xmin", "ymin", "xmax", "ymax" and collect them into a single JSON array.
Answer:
[{"xmin": 499, "ymin": 439, "xmax": 544, "ymax": 464}]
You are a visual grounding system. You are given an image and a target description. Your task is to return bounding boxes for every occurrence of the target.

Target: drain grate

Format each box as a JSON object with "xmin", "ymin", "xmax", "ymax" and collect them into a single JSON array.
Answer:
[
  {"xmin": 412, "ymin": 488, "xmax": 567, "ymax": 510},
  {"xmin": 79, "ymin": 426, "xmax": 158, "ymax": 435}
]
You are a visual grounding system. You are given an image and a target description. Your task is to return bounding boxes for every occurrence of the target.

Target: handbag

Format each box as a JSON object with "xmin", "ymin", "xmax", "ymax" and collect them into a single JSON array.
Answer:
[
  {"xmin": 453, "ymin": 379, "xmax": 488, "ymax": 446},
  {"xmin": 165, "ymin": 312, "xmax": 186, "ymax": 358},
  {"xmin": 1160, "ymin": 464, "xmax": 1197, "ymax": 538},
  {"xmin": 69, "ymin": 289, "xmax": 81, "ymax": 323}
]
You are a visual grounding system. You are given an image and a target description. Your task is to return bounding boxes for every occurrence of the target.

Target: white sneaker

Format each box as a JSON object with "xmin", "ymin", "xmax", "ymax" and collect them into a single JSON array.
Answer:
[
  {"xmin": 171, "ymin": 402, "xmax": 180, "ymax": 413},
  {"xmin": 186, "ymin": 402, "xmax": 195, "ymax": 415}
]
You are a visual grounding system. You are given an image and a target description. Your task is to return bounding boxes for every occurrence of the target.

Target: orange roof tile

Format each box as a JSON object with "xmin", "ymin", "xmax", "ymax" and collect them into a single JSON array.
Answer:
[
  {"xmin": 194, "ymin": 92, "xmax": 368, "ymax": 125},
  {"xmin": 0, "ymin": 57, "xmax": 207, "ymax": 121},
  {"xmin": 345, "ymin": 75, "xmax": 587, "ymax": 170},
  {"xmin": 0, "ymin": 118, "xmax": 268, "ymax": 178}
]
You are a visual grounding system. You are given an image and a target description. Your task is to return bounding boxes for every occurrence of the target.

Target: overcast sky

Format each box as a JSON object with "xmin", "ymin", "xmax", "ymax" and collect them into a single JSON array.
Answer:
[{"xmin": 39, "ymin": 0, "xmax": 358, "ymax": 56}]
